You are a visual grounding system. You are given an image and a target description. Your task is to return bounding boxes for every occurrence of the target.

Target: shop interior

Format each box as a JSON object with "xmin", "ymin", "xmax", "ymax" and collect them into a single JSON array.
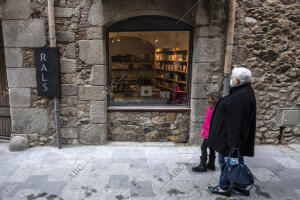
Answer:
[{"xmin": 108, "ymin": 31, "xmax": 190, "ymax": 106}]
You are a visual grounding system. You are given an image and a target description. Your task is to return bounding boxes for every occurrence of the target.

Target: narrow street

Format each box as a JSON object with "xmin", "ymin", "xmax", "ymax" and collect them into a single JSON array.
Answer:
[{"xmin": 1, "ymin": 143, "xmax": 300, "ymax": 200}]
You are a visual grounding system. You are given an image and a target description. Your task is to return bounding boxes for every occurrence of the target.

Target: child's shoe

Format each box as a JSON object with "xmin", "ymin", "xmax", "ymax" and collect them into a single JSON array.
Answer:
[{"xmin": 192, "ymin": 156, "xmax": 207, "ymax": 172}]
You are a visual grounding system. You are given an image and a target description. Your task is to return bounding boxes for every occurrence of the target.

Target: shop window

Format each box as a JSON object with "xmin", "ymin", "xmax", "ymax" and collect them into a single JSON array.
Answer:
[
  {"xmin": 107, "ymin": 16, "xmax": 192, "ymax": 107},
  {"xmin": 108, "ymin": 31, "xmax": 191, "ymax": 106}
]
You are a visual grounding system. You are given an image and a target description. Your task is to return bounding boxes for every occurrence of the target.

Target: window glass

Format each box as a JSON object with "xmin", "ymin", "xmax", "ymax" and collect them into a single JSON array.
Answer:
[{"xmin": 108, "ymin": 31, "xmax": 190, "ymax": 106}]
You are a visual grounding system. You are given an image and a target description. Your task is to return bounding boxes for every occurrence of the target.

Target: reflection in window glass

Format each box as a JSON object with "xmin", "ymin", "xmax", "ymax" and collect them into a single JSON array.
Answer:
[{"xmin": 108, "ymin": 31, "xmax": 190, "ymax": 106}]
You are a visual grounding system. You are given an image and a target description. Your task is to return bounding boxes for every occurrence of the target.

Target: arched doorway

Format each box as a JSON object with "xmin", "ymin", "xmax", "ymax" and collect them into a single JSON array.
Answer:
[{"xmin": 0, "ymin": 20, "xmax": 11, "ymax": 140}]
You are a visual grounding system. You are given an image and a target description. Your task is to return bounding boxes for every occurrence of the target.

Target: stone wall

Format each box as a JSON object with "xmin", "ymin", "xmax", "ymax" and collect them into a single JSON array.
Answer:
[
  {"xmin": 2, "ymin": 0, "xmax": 107, "ymax": 147},
  {"xmin": 189, "ymin": 0, "xmax": 226, "ymax": 145},
  {"xmin": 108, "ymin": 112, "xmax": 190, "ymax": 142},
  {"xmin": 233, "ymin": 0, "xmax": 300, "ymax": 144},
  {"xmin": 2, "ymin": 0, "xmax": 298, "ymax": 147}
]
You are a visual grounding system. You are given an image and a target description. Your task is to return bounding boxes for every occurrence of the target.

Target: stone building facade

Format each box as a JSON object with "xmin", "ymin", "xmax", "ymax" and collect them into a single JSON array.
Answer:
[{"xmin": 0, "ymin": 0, "xmax": 298, "ymax": 148}]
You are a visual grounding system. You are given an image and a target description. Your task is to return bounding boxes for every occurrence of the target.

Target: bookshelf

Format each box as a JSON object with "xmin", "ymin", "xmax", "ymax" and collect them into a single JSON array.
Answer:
[{"xmin": 154, "ymin": 48, "xmax": 189, "ymax": 94}]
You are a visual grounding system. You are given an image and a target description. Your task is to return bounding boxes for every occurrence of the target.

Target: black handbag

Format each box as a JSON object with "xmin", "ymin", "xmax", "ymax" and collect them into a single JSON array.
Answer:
[{"xmin": 222, "ymin": 149, "xmax": 254, "ymax": 187}]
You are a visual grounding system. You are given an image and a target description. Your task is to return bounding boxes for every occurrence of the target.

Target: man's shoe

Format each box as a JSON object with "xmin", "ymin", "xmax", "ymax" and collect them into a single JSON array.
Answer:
[
  {"xmin": 208, "ymin": 186, "xmax": 231, "ymax": 197},
  {"xmin": 192, "ymin": 156, "xmax": 207, "ymax": 172},
  {"xmin": 231, "ymin": 186, "xmax": 250, "ymax": 196}
]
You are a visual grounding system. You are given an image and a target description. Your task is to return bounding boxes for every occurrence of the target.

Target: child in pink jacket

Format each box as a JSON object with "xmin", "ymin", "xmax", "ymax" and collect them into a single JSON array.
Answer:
[{"xmin": 192, "ymin": 92, "xmax": 222, "ymax": 172}]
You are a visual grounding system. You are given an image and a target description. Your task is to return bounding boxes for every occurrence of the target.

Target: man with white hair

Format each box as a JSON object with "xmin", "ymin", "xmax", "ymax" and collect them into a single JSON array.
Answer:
[{"xmin": 207, "ymin": 67, "xmax": 256, "ymax": 197}]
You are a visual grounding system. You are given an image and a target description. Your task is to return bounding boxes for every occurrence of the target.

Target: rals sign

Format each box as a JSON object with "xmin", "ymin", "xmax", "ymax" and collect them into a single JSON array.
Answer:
[{"xmin": 34, "ymin": 47, "xmax": 61, "ymax": 97}]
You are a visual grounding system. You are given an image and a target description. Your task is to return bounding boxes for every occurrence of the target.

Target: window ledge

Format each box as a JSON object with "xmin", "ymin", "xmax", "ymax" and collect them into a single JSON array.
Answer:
[{"xmin": 107, "ymin": 106, "xmax": 191, "ymax": 111}]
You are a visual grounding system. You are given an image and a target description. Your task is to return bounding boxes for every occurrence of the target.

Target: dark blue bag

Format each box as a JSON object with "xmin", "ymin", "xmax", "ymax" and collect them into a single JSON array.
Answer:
[{"xmin": 222, "ymin": 149, "xmax": 254, "ymax": 187}]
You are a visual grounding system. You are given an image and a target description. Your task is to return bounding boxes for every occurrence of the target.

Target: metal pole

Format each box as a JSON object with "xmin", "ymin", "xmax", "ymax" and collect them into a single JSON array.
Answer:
[
  {"xmin": 279, "ymin": 126, "xmax": 284, "ymax": 144},
  {"xmin": 223, "ymin": 0, "xmax": 236, "ymax": 97},
  {"xmin": 54, "ymin": 98, "xmax": 62, "ymax": 149},
  {"xmin": 48, "ymin": 0, "xmax": 62, "ymax": 149}
]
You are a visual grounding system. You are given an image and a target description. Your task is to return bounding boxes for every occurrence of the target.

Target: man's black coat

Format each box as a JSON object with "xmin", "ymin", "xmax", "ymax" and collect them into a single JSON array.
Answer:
[{"xmin": 208, "ymin": 83, "xmax": 256, "ymax": 157}]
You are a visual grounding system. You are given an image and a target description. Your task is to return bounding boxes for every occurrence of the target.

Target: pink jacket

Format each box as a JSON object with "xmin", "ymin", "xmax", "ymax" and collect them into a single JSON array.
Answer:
[{"xmin": 202, "ymin": 107, "xmax": 214, "ymax": 139}]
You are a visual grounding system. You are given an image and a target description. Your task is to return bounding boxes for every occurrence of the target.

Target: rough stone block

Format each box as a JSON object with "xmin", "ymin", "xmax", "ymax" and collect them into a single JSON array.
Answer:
[
  {"xmin": 61, "ymin": 96, "xmax": 78, "ymax": 107},
  {"xmin": 189, "ymin": 122, "xmax": 203, "ymax": 145},
  {"xmin": 66, "ymin": 43, "xmax": 76, "ymax": 59},
  {"xmin": 4, "ymin": 48, "xmax": 23, "ymax": 68},
  {"xmin": 9, "ymin": 135, "xmax": 28, "ymax": 152},
  {"xmin": 55, "ymin": 8, "xmax": 73, "ymax": 18},
  {"xmin": 191, "ymin": 63, "xmax": 211, "ymax": 84},
  {"xmin": 90, "ymin": 65, "xmax": 106, "ymax": 86},
  {"xmin": 0, "ymin": 0, "xmax": 31, "ymax": 19},
  {"xmin": 195, "ymin": 0, "xmax": 209, "ymax": 25},
  {"xmin": 6, "ymin": 68, "xmax": 36, "ymax": 88},
  {"xmin": 9, "ymin": 88, "xmax": 31, "ymax": 108},
  {"xmin": 195, "ymin": 26, "xmax": 223, "ymax": 38},
  {"xmin": 79, "ymin": 124, "xmax": 107, "ymax": 145},
  {"xmin": 10, "ymin": 108, "xmax": 48, "ymax": 135},
  {"xmin": 60, "ymin": 58, "xmax": 76, "ymax": 73},
  {"xmin": 87, "ymin": 27, "xmax": 103, "ymax": 39},
  {"xmin": 90, "ymin": 101, "xmax": 107, "ymax": 123},
  {"xmin": 193, "ymin": 38, "xmax": 223, "ymax": 64},
  {"xmin": 190, "ymin": 99, "xmax": 207, "ymax": 123},
  {"xmin": 2, "ymin": 19, "xmax": 46, "ymax": 47},
  {"xmin": 43, "ymin": 7, "xmax": 73, "ymax": 18},
  {"xmin": 191, "ymin": 84, "xmax": 208, "ymax": 99},
  {"xmin": 56, "ymin": 31, "xmax": 75, "ymax": 43},
  {"xmin": 88, "ymin": 1, "xmax": 104, "ymax": 26},
  {"xmin": 79, "ymin": 40, "xmax": 105, "ymax": 65},
  {"xmin": 61, "ymin": 128, "xmax": 78, "ymax": 139},
  {"xmin": 61, "ymin": 84, "xmax": 77, "ymax": 96},
  {"xmin": 79, "ymin": 86, "xmax": 106, "ymax": 101}
]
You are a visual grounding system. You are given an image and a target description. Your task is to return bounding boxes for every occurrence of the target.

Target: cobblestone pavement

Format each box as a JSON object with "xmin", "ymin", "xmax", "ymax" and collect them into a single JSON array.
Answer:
[{"xmin": 0, "ymin": 142, "xmax": 300, "ymax": 200}]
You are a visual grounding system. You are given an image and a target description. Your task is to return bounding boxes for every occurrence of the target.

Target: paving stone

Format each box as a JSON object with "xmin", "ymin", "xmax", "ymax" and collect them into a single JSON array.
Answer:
[
  {"xmin": 0, "ymin": 143, "xmax": 300, "ymax": 200},
  {"xmin": 273, "ymin": 157, "xmax": 300, "ymax": 168},
  {"xmin": 252, "ymin": 168, "xmax": 281, "ymax": 182},
  {"xmin": 130, "ymin": 181, "xmax": 154, "ymax": 197},
  {"xmin": 109, "ymin": 175, "xmax": 130, "ymax": 189}
]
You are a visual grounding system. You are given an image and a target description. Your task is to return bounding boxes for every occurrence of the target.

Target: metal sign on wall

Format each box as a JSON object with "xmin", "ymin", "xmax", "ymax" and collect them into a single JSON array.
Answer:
[{"xmin": 34, "ymin": 47, "xmax": 61, "ymax": 97}]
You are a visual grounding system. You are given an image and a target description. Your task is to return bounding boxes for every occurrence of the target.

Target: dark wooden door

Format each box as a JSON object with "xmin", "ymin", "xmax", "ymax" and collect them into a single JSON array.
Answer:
[{"xmin": 0, "ymin": 20, "xmax": 11, "ymax": 139}]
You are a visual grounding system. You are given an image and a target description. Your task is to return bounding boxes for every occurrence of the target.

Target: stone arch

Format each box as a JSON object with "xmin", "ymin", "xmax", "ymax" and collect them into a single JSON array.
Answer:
[{"xmin": 103, "ymin": 11, "xmax": 194, "ymax": 30}]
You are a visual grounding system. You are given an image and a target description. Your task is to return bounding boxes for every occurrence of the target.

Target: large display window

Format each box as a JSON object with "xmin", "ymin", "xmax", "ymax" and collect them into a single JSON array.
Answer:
[{"xmin": 106, "ymin": 16, "xmax": 193, "ymax": 107}]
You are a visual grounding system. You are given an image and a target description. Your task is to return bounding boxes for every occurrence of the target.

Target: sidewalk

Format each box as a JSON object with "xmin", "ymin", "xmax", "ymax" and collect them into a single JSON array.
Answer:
[{"xmin": 0, "ymin": 142, "xmax": 300, "ymax": 200}]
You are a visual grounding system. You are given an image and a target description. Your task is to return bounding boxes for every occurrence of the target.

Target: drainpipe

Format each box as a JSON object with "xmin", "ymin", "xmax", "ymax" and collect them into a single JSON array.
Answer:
[
  {"xmin": 48, "ymin": 0, "xmax": 62, "ymax": 149},
  {"xmin": 223, "ymin": 0, "xmax": 236, "ymax": 97}
]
